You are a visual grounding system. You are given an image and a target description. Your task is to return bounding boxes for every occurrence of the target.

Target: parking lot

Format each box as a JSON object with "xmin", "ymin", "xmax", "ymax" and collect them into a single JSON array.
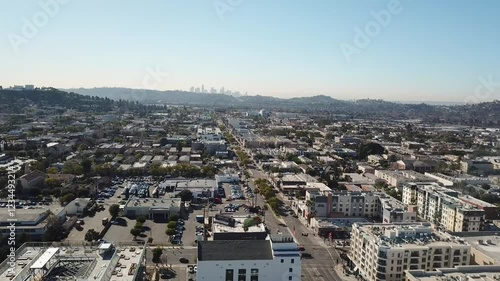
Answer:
[{"xmin": 66, "ymin": 203, "xmax": 109, "ymax": 242}]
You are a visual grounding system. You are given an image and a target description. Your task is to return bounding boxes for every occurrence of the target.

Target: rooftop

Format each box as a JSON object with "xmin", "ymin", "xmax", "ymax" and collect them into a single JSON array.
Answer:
[
  {"xmin": 198, "ymin": 240, "xmax": 273, "ymax": 261},
  {"xmin": 405, "ymin": 265, "xmax": 500, "ymax": 281},
  {"xmin": 0, "ymin": 241, "xmax": 145, "ymax": 281},
  {"xmin": 355, "ymin": 223, "xmax": 469, "ymax": 249}
]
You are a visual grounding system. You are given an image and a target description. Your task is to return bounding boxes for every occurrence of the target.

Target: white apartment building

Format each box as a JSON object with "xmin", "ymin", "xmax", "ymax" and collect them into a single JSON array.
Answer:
[
  {"xmin": 196, "ymin": 235, "xmax": 301, "ymax": 281},
  {"xmin": 305, "ymin": 190, "xmax": 416, "ymax": 223},
  {"xmin": 403, "ymin": 183, "xmax": 485, "ymax": 232},
  {"xmin": 349, "ymin": 222, "xmax": 471, "ymax": 281},
  {"xmin": 374, "ymin": 170, "xmax": 437, "ymax": 189}
]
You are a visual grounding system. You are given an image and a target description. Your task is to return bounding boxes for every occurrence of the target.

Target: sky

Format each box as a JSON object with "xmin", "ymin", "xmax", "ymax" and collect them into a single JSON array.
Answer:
[{"xmin": 1, "ymin": 0, "xmax": 500, "ymax": 102}]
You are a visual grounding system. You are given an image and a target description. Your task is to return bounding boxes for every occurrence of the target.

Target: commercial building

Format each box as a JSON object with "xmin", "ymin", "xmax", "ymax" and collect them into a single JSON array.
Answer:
[
  {"xmin": 211, "ymin": 215, "xmax": 267, "ymax": 241},
  {"xmin": 349, "ymin": 222, "xmax": 471, "ymax": 281},
  {"xmin": 0, "ymin": 205, "xmax": 66, "ymax": 238},
  {"xmin": 123, "ymin": 197, "xmax": 181, "ymax": 220},
  {"xmin": 424, "ymin": 172, "xmax": 491, "ymax": 187},
  {"xmin": 403, "ymin": 183, "xmax": 485, "ymax": 232},
  {"xmin": 461, "ymin": 160, "xmax": 494, "ymax": 175},
  {"xmin": 0, "ymin": 241, "xmax": 145, "ymax": 281},
  {"xmin": 197, "ymin": 235, "xmax": 301, "ymax": 281}
]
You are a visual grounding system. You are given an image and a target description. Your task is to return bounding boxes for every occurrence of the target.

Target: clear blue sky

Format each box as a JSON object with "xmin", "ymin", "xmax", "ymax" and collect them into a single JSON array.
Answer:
[{"xmin": 1, "ymin": 0, "xmax": 499, "ymax": 102}]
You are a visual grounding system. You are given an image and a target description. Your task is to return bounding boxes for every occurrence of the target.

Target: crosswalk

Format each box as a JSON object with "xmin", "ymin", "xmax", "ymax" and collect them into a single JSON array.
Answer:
[{"xmin": 302, "ymin": 266, "xmax": 339, "ymax": 281}]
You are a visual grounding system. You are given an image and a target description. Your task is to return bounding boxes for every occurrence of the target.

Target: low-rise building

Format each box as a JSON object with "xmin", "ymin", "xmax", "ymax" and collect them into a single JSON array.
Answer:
[
  {"xmin": 196, "ymin": 235, "xmax": 301, "ymax": 281},
  {"xmin": 0, "ymin": 241, "xmax": 145, "ymax": 281},
  {"xmin": 19, "ymin": 170, "xmax": 47, "ymax": 190},
  {"xmin": 123, "ymin": 197, "xmax": 181, "ymax": 220},
  {"xmin": 0, "ymin": 205, "xmax": 66, "ymax": 238}
]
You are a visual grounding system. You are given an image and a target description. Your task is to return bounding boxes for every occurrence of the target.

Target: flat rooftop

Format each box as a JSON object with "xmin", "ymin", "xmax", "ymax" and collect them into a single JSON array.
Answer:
[
  {"xmin": 198, "ymin": 240, "xmax": 273, "ymax": 261},
  {"xmin": 461, "ymin": 235, "xmax": 500, "ymax": 264},
  {"xmin": 0, "ymin": 204, "xmax": 64, "ymax": 226},
  {"xmin": 406, "ymin": 265, "xmax": 500, "ymax": 281},
  {"xmin": 212, "ymin": 216, "xmax": 266, "ymax": 234},
  {"xmin": 356, "ymin": 223, "xmax": 469, "ymax": 248},
  {"xmin": 125, "ymin": 197, "xmax": 181, "ymax": 209},
  {"xmin": 0, "ymin": 241, "xmax": 145, "ymax": 281}
]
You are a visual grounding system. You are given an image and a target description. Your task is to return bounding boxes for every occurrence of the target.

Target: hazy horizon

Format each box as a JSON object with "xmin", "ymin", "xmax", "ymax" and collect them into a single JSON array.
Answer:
[{"xmin": 2, "ymin": 0, "xmax": 500, "ymax": 103}]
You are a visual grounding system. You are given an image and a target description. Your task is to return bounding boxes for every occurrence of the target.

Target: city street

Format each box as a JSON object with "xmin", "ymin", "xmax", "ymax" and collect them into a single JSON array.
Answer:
[{"xmin": 244, "ymin": 166, "xmax": 343, "ymax": 281}]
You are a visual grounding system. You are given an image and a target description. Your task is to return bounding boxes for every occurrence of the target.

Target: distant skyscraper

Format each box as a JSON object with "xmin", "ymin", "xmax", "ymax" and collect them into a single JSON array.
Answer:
[
  {"xmin": 210, "ymin": 87, "xmax": 216, "ymax": 94},
  {"xmin": 195, "ymin": 87, "xmax": 200, "ymax": 93},
  {"xmin": 190, "ymin": 86, "xmax": 194, "ymax": 92},
  {"xmin": 201, "ymin": 84, "xmax": 204, "ymax": 93},
  {"xmin": 220, "ymin": 87, "xmax": 224, "ymax": 94}
]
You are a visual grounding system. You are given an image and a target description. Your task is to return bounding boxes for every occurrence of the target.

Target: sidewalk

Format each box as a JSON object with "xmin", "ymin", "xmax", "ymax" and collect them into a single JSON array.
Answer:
[{"xmin": 333, "ymin": 264, "xmax": 358, "ymax": 281}]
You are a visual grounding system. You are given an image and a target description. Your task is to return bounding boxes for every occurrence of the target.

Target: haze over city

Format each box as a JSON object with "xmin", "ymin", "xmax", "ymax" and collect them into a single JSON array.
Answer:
[{"xmin": 1, "ymin": 0, "xmax": 500, "ymax": 102}]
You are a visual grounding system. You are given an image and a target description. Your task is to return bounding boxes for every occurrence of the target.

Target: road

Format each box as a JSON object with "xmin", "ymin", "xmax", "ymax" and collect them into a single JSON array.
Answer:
[
  {"xmin": 244, "ymin": 168, "xmax": 343, "ymax": 281},
  {"xmin": 223, "ymin": 120, "xmax": 346, "ymax": 281}
]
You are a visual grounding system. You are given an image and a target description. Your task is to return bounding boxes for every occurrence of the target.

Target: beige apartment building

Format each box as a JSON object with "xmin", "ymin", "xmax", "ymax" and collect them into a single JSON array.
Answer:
[
  {"xmin": 349, "ymin": 222, "xmax": 471, "ymax": 281},
  {"xmin": 403, "ymin": 183, "xmax": 485, "ymax": 232}
]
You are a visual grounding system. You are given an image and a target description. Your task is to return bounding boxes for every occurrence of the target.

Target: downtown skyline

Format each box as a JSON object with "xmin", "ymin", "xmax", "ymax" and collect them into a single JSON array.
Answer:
[{"xmin": 1, "ymin": 0, "xmax": 500, "ymax": 102}]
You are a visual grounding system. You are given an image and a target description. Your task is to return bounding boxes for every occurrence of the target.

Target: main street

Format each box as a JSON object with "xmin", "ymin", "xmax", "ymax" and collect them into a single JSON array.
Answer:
[{"xmin": 244, "ymin": 168, "xmax": 344, "ymax": 281}]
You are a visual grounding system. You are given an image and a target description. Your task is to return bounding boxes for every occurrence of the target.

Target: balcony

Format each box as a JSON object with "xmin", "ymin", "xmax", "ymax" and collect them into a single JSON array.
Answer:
[{"xmin": 377, "ymin": 259, "xmax": 387, "ymax": 266}]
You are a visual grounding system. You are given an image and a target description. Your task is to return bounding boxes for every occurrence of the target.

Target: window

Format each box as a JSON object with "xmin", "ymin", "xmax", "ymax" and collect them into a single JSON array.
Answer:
[
  {"xmin": 226, "ymin": 269, "xmax": 234, "ymax": 281},
  {"xmin": 281, "ymin": 259, "xmax": 284, "ymax": 263},
  {"xmin": 291, "ymin": 259, "xmax": 294, "ymax": 264},
  {"xmin": 250, "ymin": 269, "xmax": 259, "ymax": 281},
  {"xmin": 289, "ymin": 277, "xmax": 293, "ymax": 281},
  {"xmin": 289, "ymin": 268, "xmax": 293, "ymax": 272},
  {"xmin": 238, "ymin": 269, "xmax": 246, "ymax": 281}
]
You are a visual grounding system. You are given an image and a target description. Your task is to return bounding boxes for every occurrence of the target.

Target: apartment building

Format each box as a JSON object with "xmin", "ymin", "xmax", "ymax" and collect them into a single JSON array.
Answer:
[
  {"xmin": 374, "ymin": 170, "xmax": 436, "ymax": 189},
  {"xmin": 403, "ymin": 183, "xmax": 485, "ymax": 232},
  {"xmin": 349, "ymin": 222, "xmax": 471, "ymax": 281},
  {"xmin": 305, "ymin": 190, "xmax": 416, "ymax": 223}
]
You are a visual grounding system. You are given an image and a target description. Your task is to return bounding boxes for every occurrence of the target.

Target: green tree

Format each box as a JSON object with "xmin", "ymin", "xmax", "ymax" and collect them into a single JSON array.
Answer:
[
  {"xmin": 167, "ymin": 221, "xmax": 177, "ymax": 229},
  {"xmin": 30, "ymin": 161, "xmax": 45, "ymax": 172},
  {"xmin": 165, "ymin": 228, "xmax": 176, "ymax": 236},
  {"xmin": 84, "ymin": 229, "xmax": 100, "ymax": 241},
  {"xmin": 43, "ymin": 215, "xmax": 66, "ymax": 241},
  {"xmin": 59, "ymin": 193, "xmax": 75, "ymax": 204},
  {"xmin": 136, "ymin": 215, "xmax": 147, "ymax": 224},
  {"xmin": 45, "ymin": 178, "xmax": 62, "ymax": 188},
  {"xmin": 178, "ymin": 190, "xmax": 193, "ymax": 201},
  {"xmin": 130, "ymin": 228, "xmax": 141, "ymax": 239},
  {"xmin": 46, "ymin": 167, "xmax": 58, "ymax": 174},
  {"xmin": 109, "ymin": 204, "xmax": 120, "ymax": 217},
  {"xmin": 81, "ymin": 159, "xmax": 92, "ymax": 175},
  {"xmin": 152, "ymin": 247, "xmax": 163, "ymax": 264}
]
